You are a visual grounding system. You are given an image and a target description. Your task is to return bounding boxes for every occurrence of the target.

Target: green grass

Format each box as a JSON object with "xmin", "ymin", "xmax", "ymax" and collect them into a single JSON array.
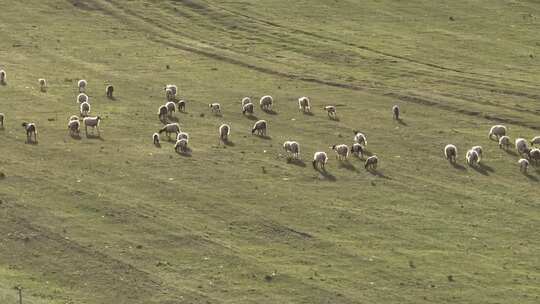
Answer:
[{"xmin": 0, "ymin": 0, "xmax": 539, "ymax": 303}]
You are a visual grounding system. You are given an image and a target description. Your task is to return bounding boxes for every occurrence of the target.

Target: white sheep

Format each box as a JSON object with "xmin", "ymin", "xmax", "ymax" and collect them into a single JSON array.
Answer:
[
  {"xmin": 392, "ymin": 105, "xmax": 400, "ymax": 120},
  {"xmin": 499, "ymin": 136, "xmax": 511, "ymax": 149},
  {"xmin": 518, "ymin": 158, "xmax": 529, "ymax": 173},
  {"xmin": 444, "ymin": 144, "xmax": 457, "ymax": 163},
  {"xmin": 77, "ymin": 93, "xmax": 89, "ymax": 104},
  {"xmin": 466, "ymin": 149, "xmax": 480, "ymax": 166},
  {"xmin": 165, "ymin": 84, "xmax": 177, "ymax": 97},
  {"xmin": 165, "ymin": 101, "xmax": 176, "ymax": 117},
  {"xmin": 68, "ymin": 119, "xmax": 80, "ymax": 136},
  {"xmin": 324, "ymin": 105, "xmax": 336, "ymax": 119},
  {"xmin": 488, "ymin": 125, "xmax": 507, "ymax": 140},
  {"xmin": 106, "ymin": 85, "xmax": 114, "ymax": 98},
  {"xmin": 38, "ymin": 78, "xmax": 47, "ymax": 92},
  {"xmin": 0, "ymin": 113, "xmax": 4, "ymax": 128},
  {"xmin": 332, "ymin": 144, "xmax": 349, "ymax": 160},
  {"xmin": 0, "ymin": 70, "xmax": 6, "ymax": 84},
  {"xmin": 209, "ymin": 103, "xmax": 221, "ymax": 114},
  {"xmin": 69, "ymin": 115, "xmax": 79, "ymax": 122},
  {"xmin": 241, "ymin": 97, "xmax": 251, "ymax": 108},
  {"xmin": 177, "ymin": 100, "xmax": 186, "ymax": 112},
  {"xmin": 471, "ymin": 146, "xmax": 483, "ymax": 161},
  {"xmin": 176, "ymin": 131, "xmax": 189, "ymax": 142},
  {"xmin": 159, "ymin": 123, "xmax": 181, "ymax": 139},
  {"xmin": 353, "ymin": 131, "xmax": 367, "ymax": 146},
  {"xmin": 80, "ymin": 101, "xmax": 91, "ymax": 117},
  {"xmin": 158, "ymin": 105, "xmax": 168, "ymax": 123},
  {"xmin": 22, "ymin": 122, "xmax": 37, "ymax": 143},
  {"xmin": 174, "ymin": 138, "xmax": 189, "ymax": 153},
  {"xmin": 153, "ymin": 133, "xmax": 160, "ymax": 145},
  {"xmin": 530, "ymin": 136, "xmax": 540, "ymax": 146},
  {"xmin": 78, "ymin": 79, "xmax": 87, "ymax": 93},
  {"xmin": 515, "ymin": 138, "xmax": 529, "ymax": 155},
  {"xmin": 298, "ymin": 97, "xmax": 311, "ymax": 113},
  {"xmin": 283, "ymin": 141, "xmax": 300, "ymax": 159},
  {"xmin": 83, "ymin": 116, "xmax": 101, "ymax": 136},
  {"xmin": 260, "ymin": 95, "xmax": 273, "ymax": 111},
  {"xmin": 364, "ymin": 155, "xmax": 379, "ymax": 170},
  {"xmin": 351, "ymin": 143, "xmax": 364, "ymax": 158},
  {"xmin": 165, "ymin": 88, "xmax": 174, "ymax": 102},
  {"xmin": 312, "ymin": 151, "xmax": 328, "ymax": 170},
  {"xmin": 251, "ymin": 119, "xmax": 267, "ymax": 136},
  {"xmin": 219, "ymin": 124, "xmax": 230, "ymax": 142},
  {"xmin": 242, "ymin": 103, "xmax": 254, "ymax": 115},
  {"xmin": 528, "ymin": 148, "xmax": 540, "ymax": 165}
]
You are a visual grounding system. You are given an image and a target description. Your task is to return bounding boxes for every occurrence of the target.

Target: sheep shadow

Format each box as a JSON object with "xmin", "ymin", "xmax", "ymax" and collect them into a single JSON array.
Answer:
[
  {"xmin": 154, "ymin": 142, "xmax": 161, "ymax": 148},
  {"xmin": 25, "ymin": 140, "xmax": 38, "ymax": 145},
  {"xmin": 213, "ymin": 112, "xmax": 223, "ymax": 117},
  {"xmin": 86, "ymin": 134, "xmax": 104, "ymax": 141},
  {"xmin": 223, "ymin": 140, "xmax": 235, "ymax": 147},
  {"xmin": 368, "ymin": 169, "xmax": 391, "ymax": 179},
  {"xmin": 525, "ymin": 172, "xmax": 539, "ymax": 181},
  {"xmin": 167, "ymin": 116, "xmax": 179, "ymax": 123},
  {"xmin": 396, "ymin": 118, "xmax": 407, "ymax": 126},
  {"xmin": 107, "ymin": 96, "xmax": 117, "ymax": 101},
  {"xmin": 245, "ymin": 115, "xmax": 259, "ymax": 121},
  {"xmin": 175, "ymin": 147, "xmax": 192, "ymax": 157},
  {"xmin": 286, "ymin": 158, "xmax": 306, "ymax": 167},
  {"xmin": 470, "ymin": 164, "xmax": 489, "ymax": 175},
  {"xmin": 315, "ymin": 168, "xmax": 336, "ymax": 181},
  {"xmin": 338, "ymin": 160, "xmax": 358, "ymax": 172},
  {"xmin": 479, "ymin": 162, "xmax": 494, "ymax": 172},
  {"xmin": 253, "ymin": 134, "xmax": 272, "ymax": 140},
  {"xmin": 328, "ymin": 116, "xmax": 340, "ymax": 121},
  {"xmin": 450, "ymin": 161, "xmax": 466, "ymax": 170},
  {"xmin": 302, "ymin": 111, "xmax": 314, "ymax": 116},
  {"xmin": 503, "ymin": 149, "xmax": 517, "ymax": 156},
  {"xmin": 70, "ymin": 133, "xmax": 82, "ymax": 140},
  {"xmin": 262, "ymin": 109, "xmax": 278, "ymax": 115}
]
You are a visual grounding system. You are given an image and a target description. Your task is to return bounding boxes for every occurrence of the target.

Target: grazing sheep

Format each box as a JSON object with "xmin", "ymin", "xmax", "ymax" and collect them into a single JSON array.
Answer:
[
  {"xmin": 78, "ymin": 79, "xmax": 87, "ymax": 93},
  {"xmin": 219, "ymin": 124, "xmax": 230, "ymax": 142},
  {"xmin": 259, "ymin": 95, "xmax": 273, "ymax": 111},
  {"xmin": 251, "ymin": 119, "xmax": 267, "ymax": 136},
  {"xmin": 38, "ymin": 78, "xmax": 47, "ymax": 92},
  {"xmin": 165, "ymin": 101, "xmax": 176, "ymax": 117},
  {"xmin": 518, "ymin": 158, "xmax": 529, "ymax": 173},
  {"xmin": 466, "ymin": 149, "xmax": 480, "ymax": 166},
  {"xmin": 153, "ymin": 133, "xmax": 160, "ymax": 145},
  {"xmin": 209, "ymin": 103, "xmax": 221, "ymax": 114},
  {"xmin": 471, "ymin": 146, "xmax": 483, "ymax": 161},
  {"xmin": 312, "ymin": 151, "xmax": 328, "ymax": 170},
  {"xmin": 353, "ymin": 131, "xmax": 367, "ymax": 146},
  {"xmin": 165, "ymin": 84, "xmax": 177, "ymax": 97},
  {"xmin": 499, "ymin": 136, "xmax": 511, "ymax": 149},
  {"xmin": 324, "ymin": 105, "xmax": 336, "ymax": 119},
  {"xmin": 241, "ymin": 97, "xmax": 251, "ymax": 108},
  {"xmin": 176, "ymin": 131, "xmax": 189, "ymax": 142},
  {"xmin": 177, "ymin": 100, "xmax": 186, "ymax": 112},
  {"xmin": 332, "ymin": 144, "xmax": 349, "ymax": 161},
  {"xmin": 242, "ymin": 103, "xmax": 254, "ymax": 115},
  {"xmin": 488, "ymin": 125, "xmax": 507, "ymax": 140},
  {"xmin": 80, "ymin": 101, "xmax": 91, "ymax": 117},
  {"xmin": 392, "ymin": 105, "xmax": 400, "ymax": 120},
  {"xmin": 21, "ymin": 122, "xmax": 37, "ymax": 143},
  {"xmin": 364, "ymin": 155, "xmax": 379, "ymax": 170},
  {"xmin": 351, "ymin": 143, "xmax": 364, "ymax": 158},
  {"xmin": 298, "ymin": 97, "xmax": 311, "ymax": 113},
  {"xmin": 106, "ymin": 85, "xmax": 114, "ymax": 98},
  {"xmin": 530, "ymin": 136, "xmax": 540, "ymax": 146},
  {"xmin": 83, "ymin": 116, "xmax": 101, "ymax": 136},
  {"xmin": 158, "ymin": 105, "xmax": 168, "ymax": 123},
  {"xmin": 68, "ymin": 119, "xmax": 80, "ymax": 136},
  {"xmin": 159, "ymin": 123, "xmax": 181, "ymax": 139},
  {"xmin": 165, "ymin": 88, "xmax": 175, "ymax": 102},
  {"xmin": 527, "ymin": 148, "xmax": 540, "ymax": 165},
  {"xmin": 0, "ymin": 70, "xmax": 6, "ymax": 84},
  {"xmin": 283, "ymin": 141, "xmax": 300, "ymax": 159},
  {"xmin": 69, "ymin": 115, "xmax": 79, "ymax": 121},
  {"xmin": 77, "ymin": 93, "xmax": 89, "ymax": 104},
  {"xmin": 515, "ymin": 138, "xmax": 529, "ymax": 155},
  {"xmin": 0, "ymin": 113, "xmax": 4, "ymax": 128},
  {"xmin": 444, "ymin": 144, "xmax": 457, "ymax": 163},
  {"xmin": 174, "ymin": 138, "xmax": 189, "ymax": 153}
]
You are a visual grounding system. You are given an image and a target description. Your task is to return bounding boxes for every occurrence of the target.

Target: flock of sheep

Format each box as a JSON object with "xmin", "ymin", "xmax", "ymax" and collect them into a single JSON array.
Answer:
[{"xmin": 1, "ymin": 67, "xmax": 540, "ymax": 175}]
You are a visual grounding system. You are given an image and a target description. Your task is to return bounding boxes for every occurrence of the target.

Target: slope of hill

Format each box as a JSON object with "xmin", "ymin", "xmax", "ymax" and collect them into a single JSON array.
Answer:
[{"xmin": 0, "ymin": 1, "xmax": 539, "ymax": 303}]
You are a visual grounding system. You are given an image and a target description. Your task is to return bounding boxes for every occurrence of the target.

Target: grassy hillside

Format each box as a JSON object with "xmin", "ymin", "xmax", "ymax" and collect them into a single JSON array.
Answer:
[{"xmin": 0, "ymin": 0, "xmax": 539, "ymax": 303}]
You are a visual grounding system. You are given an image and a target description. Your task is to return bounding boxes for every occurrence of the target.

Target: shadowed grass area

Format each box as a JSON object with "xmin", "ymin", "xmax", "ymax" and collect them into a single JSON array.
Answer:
[{"xmin": 0, "ymin": 1, "xmax": 539, "ymax": 303}]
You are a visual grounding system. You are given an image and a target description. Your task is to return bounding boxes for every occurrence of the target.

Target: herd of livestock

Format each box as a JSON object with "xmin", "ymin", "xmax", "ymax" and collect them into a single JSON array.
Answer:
[{"xmin": 1, "ymin": 68, "xmax": 540, "ymax": 174}]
